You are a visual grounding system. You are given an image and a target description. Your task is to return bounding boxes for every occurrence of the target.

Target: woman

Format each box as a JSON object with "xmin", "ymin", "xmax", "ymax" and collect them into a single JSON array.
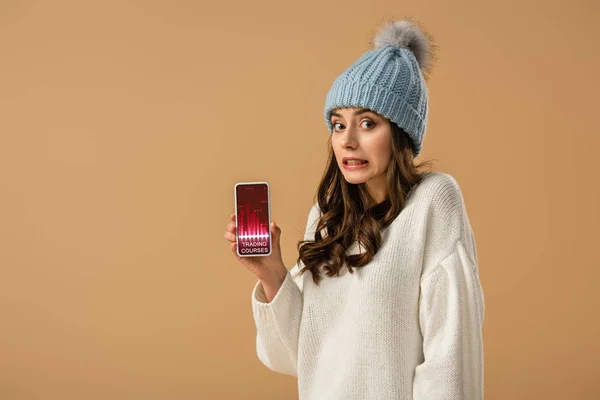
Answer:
[{"xmin": 224, "ymin": 18, "xmax": 485, "ymax": 400}]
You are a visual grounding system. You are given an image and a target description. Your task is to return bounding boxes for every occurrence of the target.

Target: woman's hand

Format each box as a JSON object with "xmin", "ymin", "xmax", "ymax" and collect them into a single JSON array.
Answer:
[{"xmin": 223, "ymin": 213, "xmax": 287, "ymax": 286}]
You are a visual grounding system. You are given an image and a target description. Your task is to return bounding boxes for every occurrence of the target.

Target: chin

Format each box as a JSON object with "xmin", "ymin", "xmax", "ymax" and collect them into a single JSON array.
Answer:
[{"xmin": 341, "ymin": 174, "xmax": 368, "ymax": 184}]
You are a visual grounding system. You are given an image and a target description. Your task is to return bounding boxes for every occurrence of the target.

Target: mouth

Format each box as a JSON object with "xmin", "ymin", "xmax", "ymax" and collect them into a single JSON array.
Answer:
[
  {"xmin": 343, "ymin": 159, "xmax": 368, "ymax": 165},
  {"xmin": 343, "ymin": 159, "xmax": 369, "ymax": 169}
]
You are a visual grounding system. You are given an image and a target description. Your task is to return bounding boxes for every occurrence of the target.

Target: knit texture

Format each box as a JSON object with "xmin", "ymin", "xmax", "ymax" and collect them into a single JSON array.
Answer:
[
  {"xmin": 323, "ymin": 44, "xmax": 429, "ymax": 156},
  {"xmin": 251, "ymin": 171, "xmax": 485, "ymax": 399}
]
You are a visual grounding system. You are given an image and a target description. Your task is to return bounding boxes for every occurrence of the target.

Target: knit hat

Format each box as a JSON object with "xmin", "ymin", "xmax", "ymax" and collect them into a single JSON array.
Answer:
[{"xmin": 324, "ymin": 18, "xmax": 437, "ymax": 157}]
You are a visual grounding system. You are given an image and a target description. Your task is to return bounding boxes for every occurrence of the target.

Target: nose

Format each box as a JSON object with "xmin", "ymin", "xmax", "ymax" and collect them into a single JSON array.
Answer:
[
  {"xmin": 340, "ymin": 128, "xmax": 358, "ymax": 149},
  {"xmin": 342, "ymin": 139, "xmax": 356, "ymax": 149}
]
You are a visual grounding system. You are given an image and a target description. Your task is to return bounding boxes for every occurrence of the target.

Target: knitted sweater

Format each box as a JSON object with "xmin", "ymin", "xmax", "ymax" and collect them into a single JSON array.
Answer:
[{"xmin": 251, "ymin": 171, "xmax": 485, "ymax": 399}]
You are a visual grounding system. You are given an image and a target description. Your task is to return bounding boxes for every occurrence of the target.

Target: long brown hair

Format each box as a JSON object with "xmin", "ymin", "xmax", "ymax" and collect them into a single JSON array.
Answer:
[{"xmin": 296, "ymin": 121, "xmax": 437, "ymax": 286}]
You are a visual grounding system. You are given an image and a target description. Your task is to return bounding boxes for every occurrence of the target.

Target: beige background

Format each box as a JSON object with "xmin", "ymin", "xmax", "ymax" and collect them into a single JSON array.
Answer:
[{"xmin": 1, "ymin": 0, "xmax": 599, "ymax": 399}]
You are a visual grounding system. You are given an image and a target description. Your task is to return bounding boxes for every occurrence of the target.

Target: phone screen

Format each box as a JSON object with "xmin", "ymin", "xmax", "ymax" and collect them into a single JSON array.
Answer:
[{"xmin": 234, "ymin": 182, "xmax": 272, "ymax": 257}]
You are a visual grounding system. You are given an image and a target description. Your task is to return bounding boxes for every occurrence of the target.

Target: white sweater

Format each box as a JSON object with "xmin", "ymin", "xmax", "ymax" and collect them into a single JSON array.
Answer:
[{"xmin": 251, "ymin": 171, "xmax": 485, "ymax": 399}]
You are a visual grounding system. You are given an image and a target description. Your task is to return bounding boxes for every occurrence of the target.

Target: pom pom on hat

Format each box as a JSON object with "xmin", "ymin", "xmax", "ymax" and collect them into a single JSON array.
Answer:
[{"xmin": 370, "ymin": 17, "xmax": 437, "ymax": 80}]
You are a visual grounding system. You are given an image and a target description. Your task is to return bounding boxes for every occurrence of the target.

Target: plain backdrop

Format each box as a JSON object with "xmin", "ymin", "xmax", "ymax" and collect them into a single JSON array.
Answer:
[{"xmin": 1, "ymin": 0, "xmax": 599, "ymax": 399}]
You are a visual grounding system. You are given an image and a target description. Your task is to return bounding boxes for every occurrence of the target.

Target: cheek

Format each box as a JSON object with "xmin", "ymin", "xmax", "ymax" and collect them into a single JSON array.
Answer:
[
  {"xmin": 331, "ymin": 145, "xmax": 340, "ymax": 159},
  {"xmin": 371, "ymin": 140, "xmax": 392, "ymax": 165},
  {"xmin": 331, "ymin": 139, "xmax": 342, "ymax": 158}
]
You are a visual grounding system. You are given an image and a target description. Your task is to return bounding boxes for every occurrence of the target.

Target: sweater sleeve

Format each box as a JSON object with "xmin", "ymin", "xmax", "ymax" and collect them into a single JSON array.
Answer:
[
  {"xmin": 250, "ymin": 203, "xmax": 321, "ymax": 377},
  {"xmin": 413, "ymin": 238, "xmax": 485, "ymax": 400}
]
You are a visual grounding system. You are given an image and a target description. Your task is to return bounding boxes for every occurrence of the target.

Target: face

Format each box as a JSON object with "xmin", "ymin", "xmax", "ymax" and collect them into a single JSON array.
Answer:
[{"xmin": 330, "ymin": 107, "xmax": 393, "ymax": 203}]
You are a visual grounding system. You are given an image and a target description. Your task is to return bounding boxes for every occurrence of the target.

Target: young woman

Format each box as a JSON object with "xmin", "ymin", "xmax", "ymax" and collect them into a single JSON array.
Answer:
[{"xmin": 224, "ymin": 18, "xmax": 484, "ymax": 400}]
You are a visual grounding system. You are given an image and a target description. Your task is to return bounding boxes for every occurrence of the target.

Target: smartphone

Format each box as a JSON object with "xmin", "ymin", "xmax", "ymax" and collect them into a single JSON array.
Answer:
[{"xmin": 233, "ymin": 182, "xmax": 272, "ymax": 257}]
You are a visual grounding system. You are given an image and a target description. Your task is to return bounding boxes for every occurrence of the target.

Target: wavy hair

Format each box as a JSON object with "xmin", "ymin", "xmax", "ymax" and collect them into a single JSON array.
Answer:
[{"xmin": 295, "ymin": 121, "xmax": 437, "ymax": 286}]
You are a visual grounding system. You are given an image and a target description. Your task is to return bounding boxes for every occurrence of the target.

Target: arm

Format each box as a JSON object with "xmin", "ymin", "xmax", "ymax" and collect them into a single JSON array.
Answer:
[
  {"xmin": 250, "ymin": 203, "xmax": 321, "ymax": 376},
  {"xmin": 413, "ymin": 239, "xmax": 485, "ymax": 399},
  {"xmin": 252, "ymin": 265, "xmax": 304, "ymax": 376}
]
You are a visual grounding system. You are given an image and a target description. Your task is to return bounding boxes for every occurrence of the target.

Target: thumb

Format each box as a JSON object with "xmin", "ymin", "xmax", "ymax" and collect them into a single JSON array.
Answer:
[{"xmin": 271, "ymin": 221, "xmax": 280, "ymax": 241}]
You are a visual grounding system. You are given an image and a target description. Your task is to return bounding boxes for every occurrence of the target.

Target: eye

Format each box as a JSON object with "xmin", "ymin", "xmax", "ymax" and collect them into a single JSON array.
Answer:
[
  {"xmin": 333, "ymin": 122, "xmax": 344, "ymax": 132},
  {"xmin": 361, "ymin": 120, "xmax": 376, "ymax": 129},
  {"xmin": 332, "ymin": 120, "xmax": 376, "ymax": 131}
]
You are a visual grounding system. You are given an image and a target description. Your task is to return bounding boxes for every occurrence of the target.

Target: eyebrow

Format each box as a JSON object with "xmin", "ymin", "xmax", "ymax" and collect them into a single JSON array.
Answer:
[{"xmin": 330, "ymin": 108, "xmax": 375, "ymax": 118}]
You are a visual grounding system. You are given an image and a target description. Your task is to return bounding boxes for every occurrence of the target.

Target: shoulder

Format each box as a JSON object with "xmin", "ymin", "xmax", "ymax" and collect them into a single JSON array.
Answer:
[
  {"xmin": 412, "ymin": 171, "xmax": 475, "ymax": 264},
  {"xmin": 411, "ymin": 171, "xmax": 465, "ymax": 203},
  {"xmin": 411, "ymin": 171, "xmax": 468, "ymax": 221},
  {"xmin": 301, "ymin": 201, "xmax": 324, "ymax": 243},
  {"xmin": 308, "ymin": 201, "xmax": 322, "ymax": 219}
]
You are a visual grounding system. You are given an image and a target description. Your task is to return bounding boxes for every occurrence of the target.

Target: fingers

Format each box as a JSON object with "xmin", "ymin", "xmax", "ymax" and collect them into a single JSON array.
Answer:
[
  {"xmin": 226, "ymin": 221, "xmax": 236, "ymax": 233},
  {"xmin": 228, "ymin": 214, "xmax": 243, "ymax": 263},
  {"xmin": 224, "ymin": 231, "xmax": 236, "ymax": 242},
  {"xmin": 231, "ymin": 241, "xmax": 241, "ymax": 259},
  {"xmin": 270, "ymin": 221, "xmax": 281, "ymax": 244},
  {"xmin": 232, "ymin": 241, "xmax": 246, "ymax": 262},
  {"xmin": 271, "ymin": 221, "xmax": 280, "ymax": 233},
  {"xmin": 224, "ymin": 215, "xmax": 237, "ymax": 243}
]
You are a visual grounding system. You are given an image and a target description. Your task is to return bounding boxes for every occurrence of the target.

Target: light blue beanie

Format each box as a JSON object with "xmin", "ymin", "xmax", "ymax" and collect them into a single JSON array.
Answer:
[{"xmin": 324, "ymin": 19, "xmax": 437, "ymax": 157}]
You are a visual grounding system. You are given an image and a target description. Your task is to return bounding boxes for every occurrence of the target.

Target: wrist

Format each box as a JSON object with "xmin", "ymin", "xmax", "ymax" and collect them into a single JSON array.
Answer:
[
  {"xmin": 259, "ymin": 267, "xmax": 288, "ymax": 303},
  {"xmin": 259, "ymin": 265, "xmax": 285, "ymax": 287},
  {"xmin": 263, "ymin": 266, "xmax": 287, "ymax": 287}
]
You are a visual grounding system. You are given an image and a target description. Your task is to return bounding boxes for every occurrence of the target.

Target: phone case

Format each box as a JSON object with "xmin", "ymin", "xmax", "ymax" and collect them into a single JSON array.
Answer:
[{"xmin": 233, "ymin": 181, "xmax": 272, "ymax": 257}]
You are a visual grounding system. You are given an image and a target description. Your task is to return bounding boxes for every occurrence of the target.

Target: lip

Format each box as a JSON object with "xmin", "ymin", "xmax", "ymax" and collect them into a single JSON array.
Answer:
[
  {"xmin": 342, "ymin": 158, "xmax": 369, "ymax": 170},
  {"xmin": 343, "ymin": 162, "xmax": 369, "ymax": 170},
  {"xmin": 342, "ymin": 157, "xmax": 367, "ymax": 163}
]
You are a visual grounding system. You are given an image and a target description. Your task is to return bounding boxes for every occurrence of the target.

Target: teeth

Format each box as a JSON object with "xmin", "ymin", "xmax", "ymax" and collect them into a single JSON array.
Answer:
[{"xmin": 346, "ymin": 160, "xmax": 367, "ymax": 165}]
